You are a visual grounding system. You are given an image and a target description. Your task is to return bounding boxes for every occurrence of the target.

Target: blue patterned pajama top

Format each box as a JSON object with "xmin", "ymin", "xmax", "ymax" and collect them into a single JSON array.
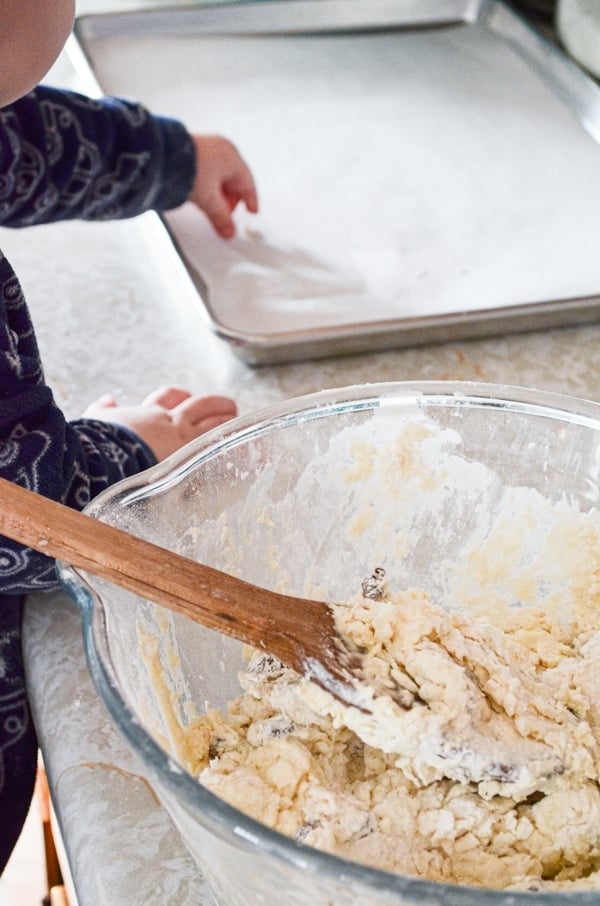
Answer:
[{"xmin": 0, "ymin": 84, "xmax": 196, "ymax": 870}]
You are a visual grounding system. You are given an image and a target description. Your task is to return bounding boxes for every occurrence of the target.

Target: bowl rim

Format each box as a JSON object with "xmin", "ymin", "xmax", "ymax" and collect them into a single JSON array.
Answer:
[{"xmin": 64, "ymin": 380, "xmax": 600, "ymax": 903}]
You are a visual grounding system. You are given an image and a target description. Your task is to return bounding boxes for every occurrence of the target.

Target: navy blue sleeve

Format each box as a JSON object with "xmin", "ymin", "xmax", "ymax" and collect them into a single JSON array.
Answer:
[
  {"xmin": 0, "ymin": 251, "xmax": 157, "ymax": 593},
  {"xmin": 0, "ymin": 82, "xmax": 201, "ymax": 592},
  {"xmin": 0, "ymin": 84, "xmax": 196, "ymax": 225}
]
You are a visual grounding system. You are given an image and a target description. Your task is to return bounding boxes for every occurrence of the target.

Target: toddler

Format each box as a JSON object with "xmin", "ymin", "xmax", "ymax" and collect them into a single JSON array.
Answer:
[{"xmin": 0, "ymin": 0, "xmax": 258, "ymax": 871}]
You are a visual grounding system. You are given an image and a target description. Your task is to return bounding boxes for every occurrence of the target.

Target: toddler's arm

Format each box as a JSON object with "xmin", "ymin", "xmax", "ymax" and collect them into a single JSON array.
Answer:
[
  {"xmin": 0, "ymin": 84, "xmax": 254, "ymax": 593},
  {"xmin": 0, "ymin": 84, "xmax": 257, "ymax": 235}
]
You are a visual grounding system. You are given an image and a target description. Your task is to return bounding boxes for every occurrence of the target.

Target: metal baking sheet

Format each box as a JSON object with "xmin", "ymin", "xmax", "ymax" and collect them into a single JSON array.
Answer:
[{"xmin": 70, "ymin": 0, "xmax": 600, "ymax": 364}]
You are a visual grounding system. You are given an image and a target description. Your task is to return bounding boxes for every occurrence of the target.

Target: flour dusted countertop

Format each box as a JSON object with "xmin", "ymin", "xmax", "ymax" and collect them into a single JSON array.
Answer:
[{"xmin": 9, "ymin": 4, "xmax": 600, "ymax": 905}]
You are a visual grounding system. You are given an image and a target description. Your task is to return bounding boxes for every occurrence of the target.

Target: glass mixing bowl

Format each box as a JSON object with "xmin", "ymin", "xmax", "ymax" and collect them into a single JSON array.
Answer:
[{"xmin": 60, "ymin": 381, "xmax": 600, "ymax": 906}]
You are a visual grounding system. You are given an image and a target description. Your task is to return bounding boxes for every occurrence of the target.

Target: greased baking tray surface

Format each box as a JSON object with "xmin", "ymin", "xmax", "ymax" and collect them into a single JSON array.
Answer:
[{"xmin": 72, "ymin": 0, "xmax": 600, "ymax": 363}]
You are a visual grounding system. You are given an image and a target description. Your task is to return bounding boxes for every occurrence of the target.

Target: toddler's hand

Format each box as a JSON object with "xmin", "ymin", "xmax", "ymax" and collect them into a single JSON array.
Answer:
[
  {"xmin": 82, "ymin": 385, "xmax": 237, "ymax": 462},
  {"xmin": 189, "ymin": 134, "xmax": 258, "ymax": 239}
]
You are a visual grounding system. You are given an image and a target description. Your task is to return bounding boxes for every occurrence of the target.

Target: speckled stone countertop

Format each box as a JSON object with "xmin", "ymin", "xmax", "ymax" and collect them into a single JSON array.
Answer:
[{"xmin": 9, "ymin": 3, "xmax": 600, "ymax": 904}]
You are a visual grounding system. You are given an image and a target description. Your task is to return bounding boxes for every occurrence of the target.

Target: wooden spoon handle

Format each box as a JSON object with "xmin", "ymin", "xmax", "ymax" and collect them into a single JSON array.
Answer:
[{"xmin": 0, "ymin": 477, "xmax": 318, "ymax": 667}]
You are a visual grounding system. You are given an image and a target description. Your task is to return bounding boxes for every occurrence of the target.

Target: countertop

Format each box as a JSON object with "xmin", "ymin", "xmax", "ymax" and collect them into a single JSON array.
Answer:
[{"xmin": 6, "ymin": 2, "xmax": 600, "ymax": 904}]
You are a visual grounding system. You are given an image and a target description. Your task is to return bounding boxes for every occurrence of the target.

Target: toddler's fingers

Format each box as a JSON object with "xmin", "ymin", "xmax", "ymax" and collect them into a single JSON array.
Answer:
[
  {"xmin": 209, "ymin": 208, "xmax": 236, "ymax": 239},
  {"xmin": 203, "ymin": 191, "xmax": 249, "ymax": 239},
  {"xmin": 175, "ymin": 393, "xmax": 237, "ymax": 426},
  {"xmin": 225, "ymin": 170, "xmax": 259, "ymax": 215},
  {"xmin": 192, "ymin": 412, "xmax": 239, "ymax": 435},
  {"xmin": 97, "ymin": 393, "xmax": 118, "ymax": 408},
  {"xmin": 142, "ymin": 385, "xmax": 192, "ymax": 410},
  {"xmin": 207, "ymin": 167, "xmax": 258, "ymax": 237},
  {"xmin": 81, "ymin": 393, "xmax": 118, "ymax": 417}
]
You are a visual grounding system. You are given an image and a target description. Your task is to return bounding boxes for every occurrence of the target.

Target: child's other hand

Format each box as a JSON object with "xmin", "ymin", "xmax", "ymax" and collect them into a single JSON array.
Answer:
[
  {"xmin": 189, "ymin": 135, "xmax": 259, "ymax": 239},
  {"xmin": 82, "ymin": 386, "xmax": 238, "ymax": 462}
]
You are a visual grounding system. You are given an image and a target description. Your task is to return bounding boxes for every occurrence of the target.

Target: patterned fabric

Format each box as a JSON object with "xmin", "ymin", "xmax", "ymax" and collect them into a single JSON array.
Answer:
[{"xmin": 0, "ymin": 84, "xmax": 196, "ymax": 870}]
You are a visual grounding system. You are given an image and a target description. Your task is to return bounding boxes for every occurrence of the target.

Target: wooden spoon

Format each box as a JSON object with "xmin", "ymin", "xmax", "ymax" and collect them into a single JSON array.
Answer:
[
  {"xmin": 0, "ymin": 479, "xmax": 570, "ymax": 794},
  {"xmin": 0, "ymin": 477, "xmax": 370, "ymax": 708}
]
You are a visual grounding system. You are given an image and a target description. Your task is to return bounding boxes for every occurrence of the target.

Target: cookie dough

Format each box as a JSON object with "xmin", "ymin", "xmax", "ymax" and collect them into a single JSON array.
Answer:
[
  {"xmin": 182, "ymin": 525, "xmax": 600, "ymax": 891},
  {"xmin": 162, "ymin": 415, "xmax": 600, "ymax": 893}
]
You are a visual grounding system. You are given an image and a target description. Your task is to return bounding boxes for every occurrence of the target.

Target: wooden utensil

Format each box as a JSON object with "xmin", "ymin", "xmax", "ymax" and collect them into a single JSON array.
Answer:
[
  {"xmin": 0, "ymin": 477, "xmax": 367, "ymax": 707},
  {"xmin": 0, "ymin": 479, "xmax": 570, "ymax": 792}
]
